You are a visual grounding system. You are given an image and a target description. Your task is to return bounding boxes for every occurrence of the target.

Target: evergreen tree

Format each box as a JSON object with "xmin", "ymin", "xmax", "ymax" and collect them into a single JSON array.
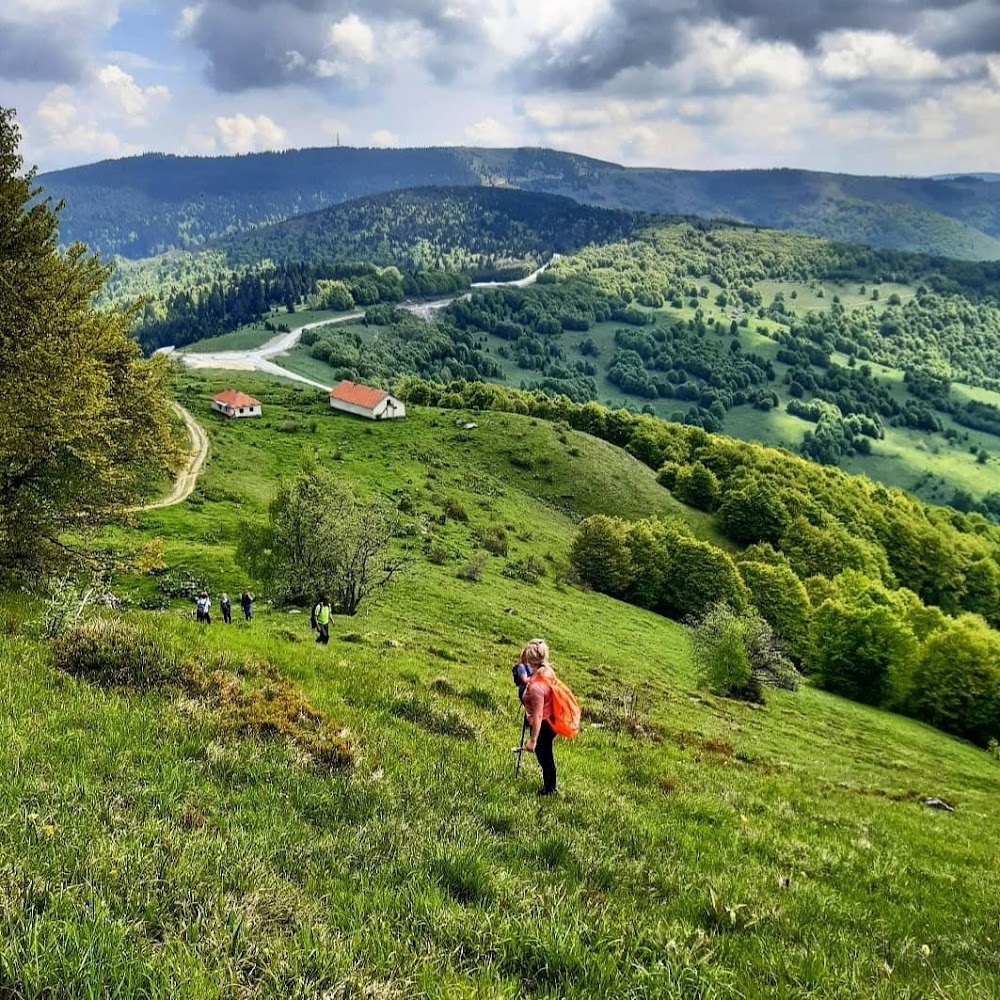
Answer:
[{"xmin": 0, "ymin": 107, "xmax": 177, "ymax": 578}]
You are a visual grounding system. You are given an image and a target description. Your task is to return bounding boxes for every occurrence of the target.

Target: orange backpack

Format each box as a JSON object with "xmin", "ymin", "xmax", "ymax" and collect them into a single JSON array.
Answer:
[{"xmin": 530, "ymin": 672, "xmax": 581, "ymax": 739}]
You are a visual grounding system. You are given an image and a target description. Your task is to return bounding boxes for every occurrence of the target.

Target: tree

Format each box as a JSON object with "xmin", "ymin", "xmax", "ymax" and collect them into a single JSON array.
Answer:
[
  {"xmin": 0, "ymin": 107, "xmax": 176, "ymax": 578},
  {"xmin": 569, "ymin": 515, "xmax": 632, "ymax": 598},
  {"xmin": 905, "ymin": 615, "xmax": 1000, "ymax": 746},
  {"xmin": 691, "ymin": 602, "xmax": 798, "ymax": 703},
  {"xmin": 240, "ymin": 458, "xmax": 405, "ymax": 613},
  {"xmin": 806, "ymin": 587, "xmax": 917, "ymax": 705}
]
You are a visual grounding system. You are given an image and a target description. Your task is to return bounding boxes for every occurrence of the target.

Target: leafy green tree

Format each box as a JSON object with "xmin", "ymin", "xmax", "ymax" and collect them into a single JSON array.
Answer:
[
  {"xmin": 737, "ymin": 558, "xmax": 811, "ymax": 662},
  {"xmin": 0, "ymin": 107, "xmax": 175, "ymax": 578},
  {"xmin": 239, "ymin": 457, "xmax": 405, "ymax": 613},
  {"xmin": 659, "ymin": 536, "xmax": 748, "ymax": 619},
  {"xmin": 718, "ymin": 480, "xmax": 791, "ymax": 545},
  {"xmin": 806, "ymin": 587, "xmax": 917, "ymax": 705},
  {"xmin": 691, "ymin": 602, "xmax": 798, "ymax": 703},
  {"xmin": 569, "ymin": 515, "xmax": 632, "ymax": 598},
  {"xmin": 905, "ymin": 615, "xmax": 1000, "ymax": 745},
  {"xmin": 673, "ymin": 462, "xmax": 721, "ymax": 511}
]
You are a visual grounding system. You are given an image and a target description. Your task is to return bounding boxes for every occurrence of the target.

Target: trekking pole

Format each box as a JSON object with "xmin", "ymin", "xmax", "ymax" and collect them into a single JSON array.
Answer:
[{"xmin": 512, "ymin": 715, "xmax": 529, "ymax": 778}]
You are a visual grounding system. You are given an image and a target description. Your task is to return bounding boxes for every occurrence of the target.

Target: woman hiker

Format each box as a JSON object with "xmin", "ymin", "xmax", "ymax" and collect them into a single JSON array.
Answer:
[
  {"xmin": 520, "ymin": 638, "xmax": 558, "ymax": 796},
  {"xmin": 220, "ymin": 592, "xmax": 232, "ymax": 624},
  {"xmin": 240, "ymin": 590, "xmax": 254, "ymax": 621}
]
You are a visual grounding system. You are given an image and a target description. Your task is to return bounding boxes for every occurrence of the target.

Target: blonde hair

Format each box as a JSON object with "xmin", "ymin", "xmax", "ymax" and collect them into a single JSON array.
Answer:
[{"xmin": 520, "ymin": 638, "xmax": 550, "ymax": 670}]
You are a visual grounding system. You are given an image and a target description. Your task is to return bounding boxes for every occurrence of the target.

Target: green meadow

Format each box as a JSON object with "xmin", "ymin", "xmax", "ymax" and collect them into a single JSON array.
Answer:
[{"xmin": 2, "ymin": 371, "xmax": 998, "ymax": 998}]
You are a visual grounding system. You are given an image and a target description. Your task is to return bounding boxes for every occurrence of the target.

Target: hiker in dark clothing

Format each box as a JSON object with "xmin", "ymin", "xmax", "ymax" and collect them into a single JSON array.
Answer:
[
  {"xmin": 312, "ymin": 596, "xmax": 332, "ymax": 645},
  {"xmin": 220, "ymin": 592, "xmax": 232, "ymax": 624},
  {"xmin": 240, "ymin": 591, "xmax": 254, "ymax": 621}
]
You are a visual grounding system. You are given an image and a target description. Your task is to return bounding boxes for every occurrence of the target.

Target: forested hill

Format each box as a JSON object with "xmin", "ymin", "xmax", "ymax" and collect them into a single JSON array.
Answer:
[
  {"xmin": 217, "ymin": 187, "xmax": 650, "ymax": 272},
  {"xmin": 39, "ymin": 146, "xmax": 1000, "ymax": 261}
]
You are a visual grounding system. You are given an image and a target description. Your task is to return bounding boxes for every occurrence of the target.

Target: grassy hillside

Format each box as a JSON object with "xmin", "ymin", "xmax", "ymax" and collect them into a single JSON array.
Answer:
[
  {"xmin": 40, "ymin": 147, "xmax": 1000, "ymax": 260},
  {"xmin": 3, "ymin": 370, "xmax": 998, "ymax": 997}
]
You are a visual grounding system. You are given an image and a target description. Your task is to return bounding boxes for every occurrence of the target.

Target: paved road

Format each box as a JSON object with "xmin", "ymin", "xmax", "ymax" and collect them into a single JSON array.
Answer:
[{"xmin": 174, "ymin": 256, "xmax": 560, "ymax": 386}]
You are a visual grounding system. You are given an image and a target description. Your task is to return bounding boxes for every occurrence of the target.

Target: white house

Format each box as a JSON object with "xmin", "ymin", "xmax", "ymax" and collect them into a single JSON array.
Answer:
[
  {"xmin": 211, "ymin": 388, "xmax": 262, "ymax": 418},
  {"xmin": 329, "ymin": 380, "xmax": 406, "ymax": 420}
]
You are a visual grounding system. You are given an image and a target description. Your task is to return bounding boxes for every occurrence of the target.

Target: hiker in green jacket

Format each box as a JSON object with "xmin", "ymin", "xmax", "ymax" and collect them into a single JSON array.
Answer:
[{"xmin": 312, "ymin": 596, "xmax": 332, "ymax": 645}]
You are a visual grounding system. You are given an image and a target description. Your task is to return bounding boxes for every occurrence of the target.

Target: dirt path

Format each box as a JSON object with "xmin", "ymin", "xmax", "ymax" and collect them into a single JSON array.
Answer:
[{"xmin": 138, "ymin": 401, "xmax": 209, "ymax": 511}]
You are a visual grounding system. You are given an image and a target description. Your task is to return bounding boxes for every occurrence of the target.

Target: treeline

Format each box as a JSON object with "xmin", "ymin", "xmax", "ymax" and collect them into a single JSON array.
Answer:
[
  {"xmin": 397, "ymin": 377, "xmax": 1000, "ymax": 745},
  {"xmin": 136, "ymin": 261, "xmax": 469, "ymax": 352},
  {"xmin": 301, "ymin": 307, "xmax": 502, "ymax": 386},
  {"xmin": 219, "ymin": 187, "xmax": 646, "ymax": 274}
]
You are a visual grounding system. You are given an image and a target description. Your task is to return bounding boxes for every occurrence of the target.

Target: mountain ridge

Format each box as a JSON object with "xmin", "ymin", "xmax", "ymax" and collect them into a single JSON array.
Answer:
[{"xmin": 39, "ymin": 145, "xmax": 1000, "ymax": 261}]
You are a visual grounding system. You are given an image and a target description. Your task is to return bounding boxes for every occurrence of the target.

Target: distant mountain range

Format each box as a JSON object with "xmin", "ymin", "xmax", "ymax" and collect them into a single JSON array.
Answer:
[{"xmin": 39, "ymin": 146, "xmax": 1000, "ymax": 261}]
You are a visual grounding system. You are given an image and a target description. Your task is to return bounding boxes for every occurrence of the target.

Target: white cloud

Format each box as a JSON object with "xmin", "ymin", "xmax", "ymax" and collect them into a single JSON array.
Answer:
[
  {"xmin": 175, "ymin": 4, "xmax": 203, "ymax": 39},
  {"xmin": 214, "ymin": 113, "xmax": 287, "ymax": 153},
  {"xmin": 36, "ymin": 87, "xmax": 134, "ymax": 158},
  {"xmin": 818, "ymin": 31, "xmax": 949, "ymax": 82},
  {"xmin": 97, "ymin": 65, "xmax": 169, "ymax": 123},
  {"xmin": 328, "ymin": 13, "xmax": 375, "ymax": 65},
  {"xmin": 369, "ymin": 128, "xmax": 399, "ymax": 147},
  {"xmin": 464, "ymin": 115, "xmax": 517, "ymax": 145}
]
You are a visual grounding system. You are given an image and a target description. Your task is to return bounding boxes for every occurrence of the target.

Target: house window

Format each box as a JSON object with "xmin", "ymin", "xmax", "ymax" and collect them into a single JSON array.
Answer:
[{"xmin": 239, "ymin": 407, "xmax": 244, "ymax": 413}]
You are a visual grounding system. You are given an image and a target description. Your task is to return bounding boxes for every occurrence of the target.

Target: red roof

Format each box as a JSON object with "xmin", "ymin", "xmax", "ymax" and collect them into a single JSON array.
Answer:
[
  {"xmin": 329, "ymin": 380, "xmax": 388, "ymax": 409},
  {"xmin": 213, "ymin": 389, "xmax": 261, "ymax": 408}
]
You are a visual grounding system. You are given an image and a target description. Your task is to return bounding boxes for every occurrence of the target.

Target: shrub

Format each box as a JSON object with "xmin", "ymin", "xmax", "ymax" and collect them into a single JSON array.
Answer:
[
  {"xmin": 502, "ymin": 554, "xmax": 546, "ymax": 584},
  {"xmin": 443, "ymin": 497, "xmax": 468, "ymax": 522},
  {"xmin": 53, "ymin": 615, "xmax": 179, "ymax": 688},
  {"xmin": 426, "ymin": 540, "xmax": 451, "ymax": 565},
  {"xmin": 477, "ymin": 525, "xmax": 509, "ymax": 557},
  {"xmin": 457, "ymin": 551, "xmax": 488, "ymax": 582},
  {"xmin": 691, "ymin": 603, "xmax": 799, "ymax": 703}
]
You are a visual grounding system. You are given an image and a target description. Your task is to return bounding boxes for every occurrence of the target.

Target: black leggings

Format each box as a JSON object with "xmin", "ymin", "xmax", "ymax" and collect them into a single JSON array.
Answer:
[{"xmin": 535, "ymin": 720, "xmax": 557, "ymax": 792}]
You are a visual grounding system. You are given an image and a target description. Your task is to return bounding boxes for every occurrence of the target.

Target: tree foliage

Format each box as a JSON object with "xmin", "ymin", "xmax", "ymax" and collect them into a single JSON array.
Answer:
[
  {"xmin": 238, "ymin": 457, "xmax": 405, "ymax": 614},
  {"xmin": 0, "ymin": 107, "xmax": 176, "ymax": 579}
]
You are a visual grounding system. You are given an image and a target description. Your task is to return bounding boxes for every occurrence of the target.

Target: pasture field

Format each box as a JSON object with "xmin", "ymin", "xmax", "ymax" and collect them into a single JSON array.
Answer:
[{"xmin": 2, "ymin": 371, "xmax": 998, "ymax": 998}]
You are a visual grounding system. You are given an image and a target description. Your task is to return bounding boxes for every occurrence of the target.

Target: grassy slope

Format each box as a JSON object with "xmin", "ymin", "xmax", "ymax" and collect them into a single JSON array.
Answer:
[{"xmin": 3, "ymin": 371, "xmax": 999, "ymax": 998}]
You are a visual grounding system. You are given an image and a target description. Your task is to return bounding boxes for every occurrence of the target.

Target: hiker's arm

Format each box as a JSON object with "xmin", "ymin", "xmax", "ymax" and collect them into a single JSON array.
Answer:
[{"xmin": 523, "ymin": 686, "xmax": 543, "ymax": 751}]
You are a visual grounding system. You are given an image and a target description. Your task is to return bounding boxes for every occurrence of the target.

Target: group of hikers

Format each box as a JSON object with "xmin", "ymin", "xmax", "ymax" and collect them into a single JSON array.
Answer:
[
  {"xmin": 194, "ymin": 588, "xmax": 575, "ymax": 797},
  {"xmin": 195, "ymin": 590, "xmax": 254, "ymax": 624}
]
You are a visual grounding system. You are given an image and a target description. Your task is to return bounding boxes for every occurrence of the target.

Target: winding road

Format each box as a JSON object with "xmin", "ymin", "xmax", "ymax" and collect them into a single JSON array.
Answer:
[
  {"xmin": 175, "ymin": 255, "xmax": 560, "ymax": 388},
  {"xmin": 151, "ymin": 256, "xmax": 561, "ymax": 505}
]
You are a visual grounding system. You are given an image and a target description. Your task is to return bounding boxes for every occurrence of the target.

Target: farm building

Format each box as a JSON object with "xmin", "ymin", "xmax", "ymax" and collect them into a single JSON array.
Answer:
[
  {"xmin": 329, "ymin": 380, "xmax": 406, "ymax": 420},
  {"xmin": 211, "ymin": 389, "xmax": 262, "ymax": 418}
]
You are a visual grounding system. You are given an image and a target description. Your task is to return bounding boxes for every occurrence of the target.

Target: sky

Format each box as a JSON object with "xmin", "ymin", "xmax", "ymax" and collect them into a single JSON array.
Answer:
[{"xmin": 3, "ymin": 0, "xmax": 1000, "ymax": 176}]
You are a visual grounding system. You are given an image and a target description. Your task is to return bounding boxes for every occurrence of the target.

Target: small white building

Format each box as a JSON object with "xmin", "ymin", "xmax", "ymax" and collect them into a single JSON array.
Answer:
[
  {"xmin": 211, "ymin": 388, "xmax": 262, "ymax": 418},
  {"xmin": 329, "ymin": 380, "xmax": 406, "ymax": 420}
]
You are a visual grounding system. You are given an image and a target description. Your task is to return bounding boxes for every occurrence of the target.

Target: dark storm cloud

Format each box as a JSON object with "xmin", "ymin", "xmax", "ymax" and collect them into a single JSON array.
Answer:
[
  {"xmin": 0, "ymin": 20, "xmax": 86, "ymax": 82},
  {"xmin": 516, "ymin": 0, "xmax": 993, "ymax": 92},
  {"xmin": 185, "ymin": 0, "xmax": 481, "ymax": 92}
]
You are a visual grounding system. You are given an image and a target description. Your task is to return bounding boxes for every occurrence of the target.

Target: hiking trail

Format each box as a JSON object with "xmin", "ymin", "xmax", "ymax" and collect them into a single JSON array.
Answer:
[{"xmin": 137, "ymin": 401, "xmax": 209, "ymax": 510}]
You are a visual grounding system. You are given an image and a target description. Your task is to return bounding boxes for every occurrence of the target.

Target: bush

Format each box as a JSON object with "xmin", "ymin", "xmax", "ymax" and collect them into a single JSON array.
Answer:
[
  {"xmin": 426, "ymin": 540, "xmax": 451, "ymax": 565},
  {"xmin": 477, "ymin": 525, "xmax": 509, "ymax": 557},
  {"xmin": 53, "ymin": 615, "xmax": 179, "ymax": 688},
  {"xmin": 502, "ymin": 554, "xmax": 546, "ymax": 584},
  {"xmin": 443, "ymin": 497, "xmax": 468, "ymax": 522},
  {"xmin": 691, "ymin": 603, "xmax": 799, "ymax": 703},
  {"xmin": 457, "ymin": 551, "xmax": 488, "ymax": 582}
]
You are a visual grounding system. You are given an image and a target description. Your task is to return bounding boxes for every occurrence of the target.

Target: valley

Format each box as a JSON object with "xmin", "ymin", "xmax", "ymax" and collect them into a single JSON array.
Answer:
[{"xmin": 4, "ymin": 102, "xmax": 1000, "ymax": 999}]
